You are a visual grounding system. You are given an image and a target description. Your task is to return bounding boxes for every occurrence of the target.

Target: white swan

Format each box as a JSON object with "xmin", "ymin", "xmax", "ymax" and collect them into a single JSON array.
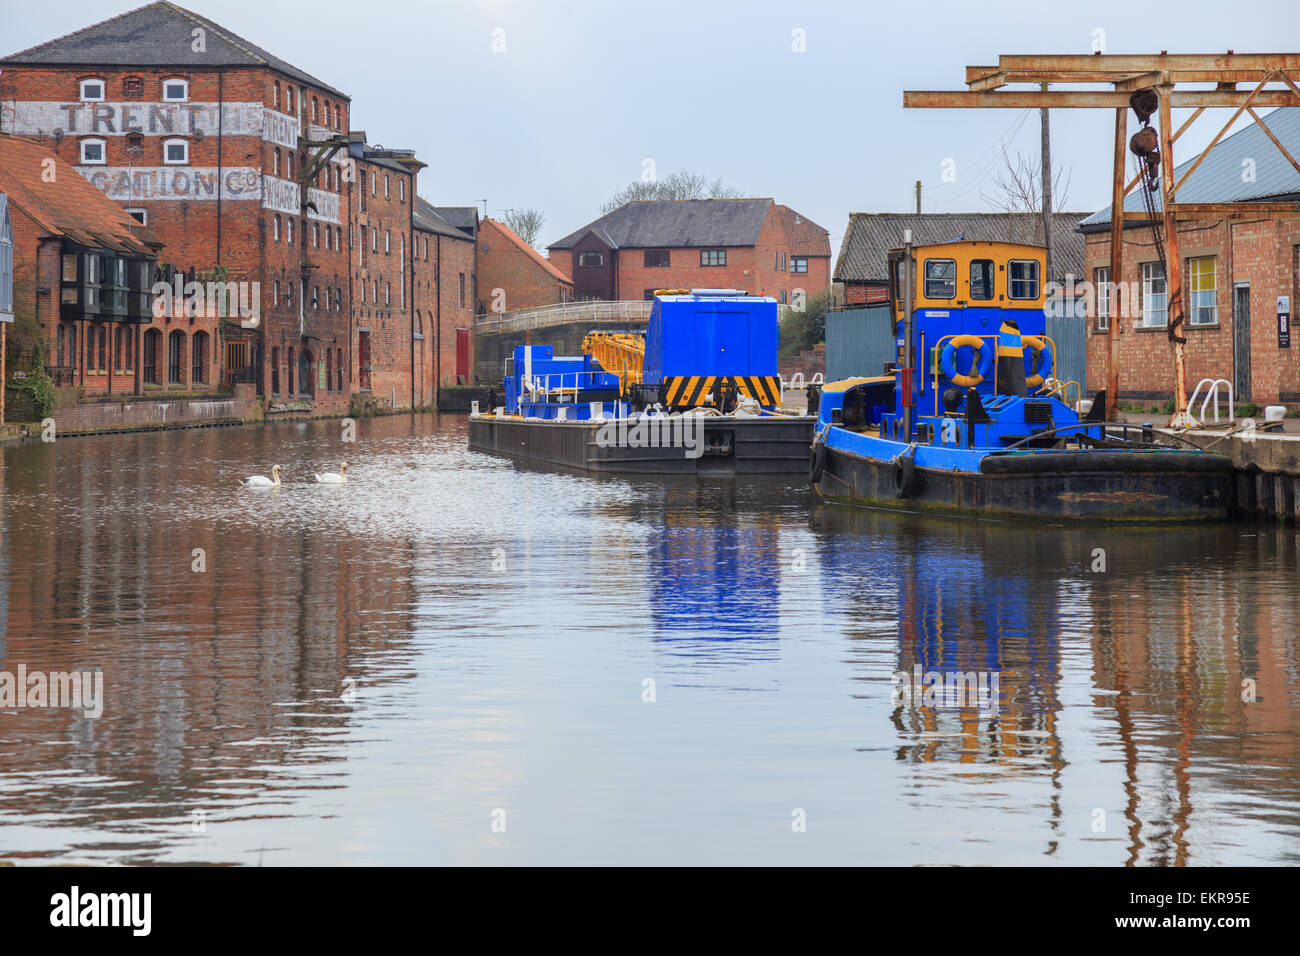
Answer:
[
  {"xmin": 314, "ymin": 461, "xmax": 348, "ymax": 485},
  {"xmin": 240, "ymin": 464, "xmax": 282, "ymax": 488}
]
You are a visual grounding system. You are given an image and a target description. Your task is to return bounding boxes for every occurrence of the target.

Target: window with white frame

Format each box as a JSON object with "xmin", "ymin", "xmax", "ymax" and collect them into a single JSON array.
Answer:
[
  {"xmin": 79, "ymin": 78, "xmax": 105, "ymax": 101},
  {"xmin": 287, "ymin": 219, "xmax": 294, "ymax": 244},
  {"xmin": 1141, "ymin": 261, "xmax": 1168, "ymax": 327},
  {"xmin": 399, "ymin": 179, "xmax": 405, "ymax": 201},
  {"xmin": 1094, "ymin": 266, "xmax": 1110, "ymax": 330},
  {"xmin": 80, "ymin": 138, "xmax": 106, "ymax": 164},
  {"xmin": 1188, "ymin": 256, "xmax": 1217, "ymax": 325},
  {"xmin": 385, "ymin": 230, "xmax": 390, "ymax": 253},
  {"xmin": 125, "ymin": 208, "xmax": 147, "ymax": 225},
  {"xmin": 162, "ymin": 138, "xmax": 189, "ymax": 165},
  {"xmin": 162, "ymin": 78, "xmax": 188, "ymax": 102}
]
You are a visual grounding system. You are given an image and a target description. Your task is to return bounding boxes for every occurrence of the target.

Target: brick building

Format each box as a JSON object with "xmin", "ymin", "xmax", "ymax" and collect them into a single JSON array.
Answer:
[
  {"xmin": 477, "ymin": 217, "xmax": 572, "ymax": 314},
  {"xmin": 546, "ymin": 199, "xmax": 830, "ymax": 304},
  {"xmin": 1, "ymin": 1, "xmax": 354, "ymax": 412},
  {"xmin": 413, "ymin": 199, "xmax": 477, "ymax": 392},
  {"xmin": 834, "ymin": 212, "xmax": 1090, "ymax": 306},
  {"xmin": 1081, "ymin": 108, "xmax": 1300, "ymax": 405},
  {"xmin": 0, "ymin": 134, "xmax": 161, "ymax": 412}
]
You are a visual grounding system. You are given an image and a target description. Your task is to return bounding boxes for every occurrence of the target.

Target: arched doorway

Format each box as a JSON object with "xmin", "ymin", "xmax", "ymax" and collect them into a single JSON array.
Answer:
[{"xmin": 298, "ymin": 348, "xmax": 313, "ymax": 397}]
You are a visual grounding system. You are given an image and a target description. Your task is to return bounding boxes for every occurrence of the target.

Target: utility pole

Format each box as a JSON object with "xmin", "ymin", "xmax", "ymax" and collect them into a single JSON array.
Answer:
[
  {"xmin": 1039, "ymin": 81, "xmax": 1054, "ymax": 281},
  {"xmin": 915, "ymin": 180, "xmax": 921, "ymax": 214}
]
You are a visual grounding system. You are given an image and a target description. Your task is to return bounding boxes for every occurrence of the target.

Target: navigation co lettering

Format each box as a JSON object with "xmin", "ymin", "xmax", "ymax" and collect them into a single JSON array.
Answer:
[{"xmin": 79, "ymin": 166, "xmax": 261, "ymax": 201}]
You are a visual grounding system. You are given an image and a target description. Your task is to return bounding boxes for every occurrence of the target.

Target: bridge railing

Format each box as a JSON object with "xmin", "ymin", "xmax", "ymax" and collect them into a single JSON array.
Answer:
[{"xmin": 474, "ymin": 300, "xmax": 652, "ymax": 335}]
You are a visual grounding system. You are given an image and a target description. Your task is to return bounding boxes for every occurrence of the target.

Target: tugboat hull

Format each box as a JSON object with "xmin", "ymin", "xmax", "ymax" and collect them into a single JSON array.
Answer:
[{"xmin": 815, "ymin": 444, "xmax": 1235, "ymax": 521}]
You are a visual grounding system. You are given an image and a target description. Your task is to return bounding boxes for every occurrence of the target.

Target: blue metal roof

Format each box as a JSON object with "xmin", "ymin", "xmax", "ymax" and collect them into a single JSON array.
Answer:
[{"xmin": 1081, "ymin": 108, "xmax": 1300, "ymax": 229}]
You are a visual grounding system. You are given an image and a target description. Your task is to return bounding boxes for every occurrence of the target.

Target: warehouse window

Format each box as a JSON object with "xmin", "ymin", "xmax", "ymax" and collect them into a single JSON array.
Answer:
[
  {"xmin": 1188, "ymin": 256, "xmax": 1217, "ymax": 325},
  {"xmin": 969, "ymin": 259, "xmax": 994, "ymax": 300},
  {"xmin": 80, "ymin": 138, "xmax": 106, "ymax": 164},
  {"xmin": 163, "ymin": 138, "xmax": 189, "ymax": 165},
  {"xmin": 123, "ymin": 76, "xmax": 144, "ymax": 98},
  {"xmin": 644, "ymin": 250, "xmax": 670, "ymax": 268},
  {"xmin": 1008, "ymin": 259, "xmax": 1040, "ymax": 300},
  {"xmin": 273, "ymin": 81, "xmax": 280, "ymax": 108},
  {"xmin": 700, "ymin": 249, "xmax": 726, "ymax": 267},
  {"xmin": 79, "ymin": 78, "xmax": 105, "ymax": 101},
  {"xmin": 792, "ymin": 257, "xmax": 808, "ymax": 275},
  {"xmin": 578, "ymin": 252, "xmax": 604, "ymax": 267},
  {"xmin": 125, "ymin": 208, "xmax": 147, "ymax": 225},
  {"xmin": 923, "ymin": 258, "xmax": 956, "ymax": 298},
  {"xmin": 1141, "ymin": 262, "xmax": 1168, "ymax": 327},
  {"xmin": 1094, "ymin": 267, "xmax": 1110, "ymax": 330},
  {"xmin": 287, "ymin": 219, "xmax": 294, "ymax": 245},
  {"xmin": 162, "ymin": 78, "xmax": 189, "ymax": 102},
  {"xmin": 459, "ymin": 273, "xmax": 466, "ymax": 308}
]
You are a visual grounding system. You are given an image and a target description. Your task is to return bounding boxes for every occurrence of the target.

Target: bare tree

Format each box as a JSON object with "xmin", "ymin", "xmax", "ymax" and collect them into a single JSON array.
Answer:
[
  {"xmin": 981, "ymin": 147, "xmax": 1072, "ymax": 246},
  {"xmin": 600, "ymin": 170, "xmax": 743, "ymax": 215},
  {"xmin": 502, "ymin": 207, "xmax": 546, "ymax": 247}
]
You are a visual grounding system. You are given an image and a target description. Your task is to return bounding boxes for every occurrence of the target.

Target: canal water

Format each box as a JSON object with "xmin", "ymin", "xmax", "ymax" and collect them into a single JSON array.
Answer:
[{"xmin": 0, "ymin": 413, "xmax": 1297, "ymax": 865}]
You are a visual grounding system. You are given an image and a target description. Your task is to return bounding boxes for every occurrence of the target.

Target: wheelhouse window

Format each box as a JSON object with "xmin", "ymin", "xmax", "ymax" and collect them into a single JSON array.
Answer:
[
  {"xmin": 1094, "ymin": 266, "xmax": 1110, "ymax": 330},
  {"xmin": 1008, "ymin": 259, "xmax": 1041, "ymax": 300},
  {"xmin": 162, "ymin": 78, "xmax": 189, "ymax": 102},
  {"xmin": 700, "ymin": 249, "xmax": 726, "ymax": 267},
  {"xmin": 791, "ymin": 257, "xmax": 808, "ymax": 274},
  {"xmin": 79, "ymin": 79, "xmax": 105, "ymax": 101},
  {"xmin": 923, "ymin": 258, "xmax": 956, "ymax": 299},
  {"xmin": 969, "ymin": 259, "xmax": 994, "ymax": 300},
  {"xmin": 1188, "ymin": 256, "xmax": 1217, "ymax": 325},
  {"xmin": 163, "ymin": 138, "xmax": 189, "ymax": 165},
  {"xmin": 80, "ymin": 138, "xmax": 106, "ymax": 165},
  {"xmin": 1141, "ymin": 262, "xmax": 1168, "ymax": 327},
  {"xmin": 644, "ymin": 250, "xmax": 670, "ymax": 268},
  {"xmin": 578, "ymin": 251, "xmax": 604, "ymax": 267}
]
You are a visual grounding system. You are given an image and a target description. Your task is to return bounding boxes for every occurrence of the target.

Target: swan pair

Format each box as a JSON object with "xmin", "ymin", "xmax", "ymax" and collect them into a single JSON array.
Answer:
[{"xmin": 239, "ymin": 462, "xmax": 347, "ymax": 487}]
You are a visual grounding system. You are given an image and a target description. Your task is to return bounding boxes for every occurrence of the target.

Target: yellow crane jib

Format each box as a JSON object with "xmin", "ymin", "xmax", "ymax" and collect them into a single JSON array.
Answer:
[{"xmin": 582, "ymin": 331, "xmax": 646, "ymax": 396}]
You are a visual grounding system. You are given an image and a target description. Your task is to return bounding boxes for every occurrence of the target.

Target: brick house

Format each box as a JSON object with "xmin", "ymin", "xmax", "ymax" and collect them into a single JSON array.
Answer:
[
  {"xmin": 0, "ymin": 1, "xmax": 354, "ymax": 412},
  {"xmin": 546, "ymin": 199, "xmax": 830, "ymax": 304},
  {"xmin": 477, "ymin": 217, "xmax": 573, "ymax": 314},
  {"xmin": 0, "ymin": 134, "xmax": 161, "ymax": 411},
  {"xmin": 1080, "ymin": 108, "xmax": 1300, "ymax": 405},
  {"xmin": 834, "ymin": 212, "xmax": 1090, "ymax": 306},
  {"xmin": 413, "ymin": 199, "xmax": 477, "ymax": 391}
]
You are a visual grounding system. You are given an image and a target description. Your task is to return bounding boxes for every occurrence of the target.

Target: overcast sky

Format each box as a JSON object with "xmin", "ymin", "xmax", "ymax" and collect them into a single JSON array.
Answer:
[{"xmin": 4, "ymin": 0, "xmax": 1298, "ymax": 261}]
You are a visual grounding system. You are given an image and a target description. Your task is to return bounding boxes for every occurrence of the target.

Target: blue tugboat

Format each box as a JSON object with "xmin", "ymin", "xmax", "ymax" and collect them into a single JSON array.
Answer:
[{"xmin": 808, "ymin": 238, "xmax": 1233, "ymax": 520}]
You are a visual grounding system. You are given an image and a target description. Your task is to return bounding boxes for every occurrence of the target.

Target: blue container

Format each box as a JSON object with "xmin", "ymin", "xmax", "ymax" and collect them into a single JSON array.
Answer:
[{"xmin": 642, "ymin": 294, "xmax": 778, "ymax": 386}]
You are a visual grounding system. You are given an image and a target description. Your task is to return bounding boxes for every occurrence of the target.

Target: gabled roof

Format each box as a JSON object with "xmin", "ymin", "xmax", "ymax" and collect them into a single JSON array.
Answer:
[
  {"xmin": 413, "ymin": 197, "xmax": 470, "ymax": 241},
  {"xmin": 0, "ymin": 2, "xmax": 347, "ymax": 99},
  {"xmin": 548, "ymin": 199, "xmax": 776, "ymax": 251},
  {"xmin": 1081, "ymin": 107, "xmax": 1300, "ymax": 230},
  {"xmin": 772, "ymin": 203, "xmax": 831, "ymax": 257},
  {"xmin": 0, "ymin": 134, "xmax": 161, "ymax": 256},
  {"xmin": 479, "ymin": 218, "xmax": 573, "ymax": 286},
  {"xmin": 835, "ymin": 212, "xmax": 1089, "ymax": 284},
  {"xmin": 431, "ymin": 206, "xmax": 479, "ymax": 238}
]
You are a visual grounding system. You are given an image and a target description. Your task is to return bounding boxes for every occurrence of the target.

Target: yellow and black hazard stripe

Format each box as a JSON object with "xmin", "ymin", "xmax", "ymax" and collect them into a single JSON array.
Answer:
[
  {"xmin": 664, "ymin": 375, "xmax": 718, "ymax": 408},
  {"xmin": 663, "ymin": 375, "xmax": 782, "ymax": 409}
]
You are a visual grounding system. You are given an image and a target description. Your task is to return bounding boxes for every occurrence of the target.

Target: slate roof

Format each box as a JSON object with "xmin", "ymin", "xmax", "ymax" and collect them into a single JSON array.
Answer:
[
  {"xmin": 834, "ymin": 212, "xmax": 1090, "ymax": 284},
  {"xmin": 413, "ymin": 198, "xmax": 471, "ymax": 241},
  {"xmin": 0, "ymin": 134, "xmax": 161, "ymax": 256},
  {"xmin": 432, "ymin": 206, "xmax": 479, "ymax": 238},
  {"xmin": 548, "ymin": 199, "xmax": 777, "ymax": 251},
  {"xmin": 1080, "ymin": 107, "xmax": 1300, "ymax": 229},
  {"xmin": 479, "ymin": 218, "xmax": 573, "ymax": 285},
  {"xmin": 0, "ymin": 2, "xmax": 348, "ymax": 99}
]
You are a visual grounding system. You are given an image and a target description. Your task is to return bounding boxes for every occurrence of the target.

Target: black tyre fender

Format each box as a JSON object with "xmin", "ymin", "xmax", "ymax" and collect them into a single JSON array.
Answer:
[
  {"xmin": 809, "ymin": 443, "xmax": 828, "ymax": 484},
  {"xmin": 894, "ymin": 453, "xmax": 917, "ymax": 498}
]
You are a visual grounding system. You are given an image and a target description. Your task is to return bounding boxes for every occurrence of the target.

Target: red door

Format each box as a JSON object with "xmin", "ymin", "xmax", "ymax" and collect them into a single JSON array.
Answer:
[{"xmin": 455, "ymin": 328, "xmax": 470, "ymax": 384}]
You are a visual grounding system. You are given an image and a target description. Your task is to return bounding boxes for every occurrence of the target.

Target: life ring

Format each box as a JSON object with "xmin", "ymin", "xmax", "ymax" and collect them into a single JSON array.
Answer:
[
  {"xmin": 894, "ymin": 453, "xmax": 917, "ymax": 498},
  {"xmin": 809, "ymin": 443, "xmax": 827, "ymax": 484},
  {"xmin": 940, "ymin": 336, "xmax": 993, "ymax": 388},
  {"xmin": 1022, "ymin": 335, "xmax": 1054, "ymax": 388}
]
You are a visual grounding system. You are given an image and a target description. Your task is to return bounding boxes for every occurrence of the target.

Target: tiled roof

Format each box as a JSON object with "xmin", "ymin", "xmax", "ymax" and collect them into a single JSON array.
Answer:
[
  {"xmin": 834, "ymin": 212, "xmax": 1090, "ymax": 284},
  {"xmin": 479, "ymin": 218, "xmax": 572, "ymax": 286},
  {"xmin": 413, "ymin": 197, "xmax": 470, "ymax": 241},
  {"xmin": 773, "ymin": 203, "xmax": 832, "ymax": 257},
  {"xmin": 1081, "ymin": 107, "xmax": 1300, "ymax": 229},
  {"xmin": 1, "ymin": 2, "xmax": 347, "ymax": 99},
  {"xmin": 0, "ymin": 134, "xmax": 160, "ymax": 256},
  {"xmin": 548, "ymin": 199, "xmax": 776, "ymax": 250}
]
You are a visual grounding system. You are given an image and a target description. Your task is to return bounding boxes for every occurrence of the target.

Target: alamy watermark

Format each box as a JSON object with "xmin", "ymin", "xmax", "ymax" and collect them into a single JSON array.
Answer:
[
  {"xmin": 891, "ymin": 666, "xmax": 1000, "ymax": 714},
  {"xmin": 152, "ymin": 275, "xmax": 260, "ymax": 328},
  {"xmin": 595, "ymin": 412, "xmax": 703, "ymax": 459},
  {"xmin": 0, "ymin": 665, "xmax": 104, "ymax": 718}
]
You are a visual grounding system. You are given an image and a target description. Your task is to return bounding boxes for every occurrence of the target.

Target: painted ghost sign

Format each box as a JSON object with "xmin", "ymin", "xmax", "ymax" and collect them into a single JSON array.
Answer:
[
  {"xmin": 79, "ymin": 166, "xmax": 262, "ymax": 201},
  {"xmin": 2, "ymin": 101, "xmax": 275, "ymax": 138}
]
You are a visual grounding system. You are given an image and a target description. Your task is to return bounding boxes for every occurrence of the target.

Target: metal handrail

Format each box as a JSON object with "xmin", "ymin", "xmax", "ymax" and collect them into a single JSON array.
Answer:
[
  {"xmin": 475, "ymin": 300, "xmax": 652, "ymax": 335},
  {"xmin": 1186, "ymin": 377, "xmax": 1234, "ymax": 426},
  {"xmin": 996, "ymin": 421, "xmax": 1217, "ymax": 453}
]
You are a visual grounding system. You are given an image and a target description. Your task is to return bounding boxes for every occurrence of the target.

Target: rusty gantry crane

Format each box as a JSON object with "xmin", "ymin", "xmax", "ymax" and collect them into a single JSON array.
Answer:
[{"xmin": 905, "ymin": 54, "xmax": 1300, "ymax": 423}]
